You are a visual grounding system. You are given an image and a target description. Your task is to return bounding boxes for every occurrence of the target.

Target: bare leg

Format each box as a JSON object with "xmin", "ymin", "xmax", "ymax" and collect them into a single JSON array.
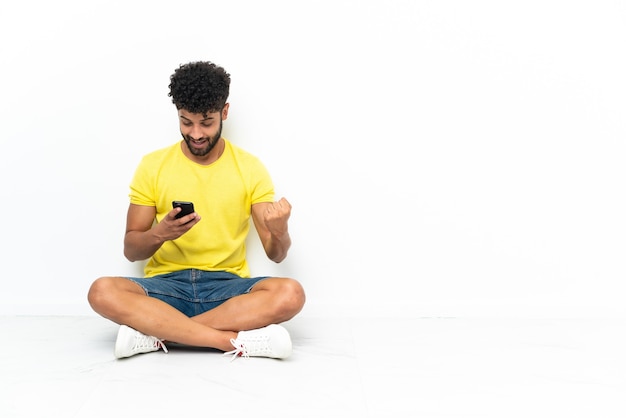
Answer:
[
  {"xmin": 88, "ymin": 277, "xmax": 236, "ymax": 351},
  {"xmin": 191, "ymin": 277, "xmax": 306, "ymax": 331},
  {"xmin": 87, "ymin": 276, "xmax": 305, "ymax": 352}
]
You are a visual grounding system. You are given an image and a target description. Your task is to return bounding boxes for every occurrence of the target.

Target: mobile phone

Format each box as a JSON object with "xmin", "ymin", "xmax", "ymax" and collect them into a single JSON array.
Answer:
[{"xmin": 172, "ymin": 201, "xmax": 195, "ymax": 219}]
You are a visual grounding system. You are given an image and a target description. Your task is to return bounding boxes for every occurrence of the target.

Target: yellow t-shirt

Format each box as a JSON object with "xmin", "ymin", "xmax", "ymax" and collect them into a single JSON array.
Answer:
[{"xmin": 129, "ymin": 139, "xmax": 274, "ymax": 278}]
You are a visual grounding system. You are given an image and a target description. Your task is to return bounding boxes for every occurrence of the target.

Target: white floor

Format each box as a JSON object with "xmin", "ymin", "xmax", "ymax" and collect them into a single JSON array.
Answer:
[{"xmin": 1, "ymin": 315, "xmax": 624, "ymax": 417}]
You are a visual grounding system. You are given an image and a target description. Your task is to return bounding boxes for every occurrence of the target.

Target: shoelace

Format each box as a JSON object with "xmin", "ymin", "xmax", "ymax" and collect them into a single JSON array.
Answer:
[
  {"xmin": 224, "ymin": 339, "xmax": 247, "ymax": 362},
  {"xmin": 224, "ymin": 334, "xmax": 275, "ymax": 362},
  {"xmin": 156, "ymin": 340, "xmax": 169, "ymax": 353},
  {"xmin": 133, "ymin": 333, "xmax": 169, "ymax": 353}
]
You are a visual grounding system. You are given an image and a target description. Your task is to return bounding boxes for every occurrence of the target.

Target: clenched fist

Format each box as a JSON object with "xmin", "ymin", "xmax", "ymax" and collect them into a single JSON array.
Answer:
[{"xmin": 263, "ymin": 197, "xmax": 291, "ymax": 236}]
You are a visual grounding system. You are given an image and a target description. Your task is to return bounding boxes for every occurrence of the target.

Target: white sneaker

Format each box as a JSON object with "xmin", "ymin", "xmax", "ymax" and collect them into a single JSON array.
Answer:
[
  {"xmin": 224, "ymin": 324, "xmax": 292, "ymax": 361},
  {"xmin": 114, "ymin": 325, "xmax": 169, "ymax": 359}
]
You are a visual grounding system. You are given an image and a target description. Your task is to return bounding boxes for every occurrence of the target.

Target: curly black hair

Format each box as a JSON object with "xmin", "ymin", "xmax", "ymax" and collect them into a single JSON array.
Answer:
[{"xmin": 168, "ymin": 61, "xmax": 231, "ymax": 114}]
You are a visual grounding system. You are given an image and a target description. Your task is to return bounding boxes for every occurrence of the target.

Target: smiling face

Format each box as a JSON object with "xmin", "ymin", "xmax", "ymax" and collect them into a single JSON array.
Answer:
[{"xmin": 178, "ymin": 104, "xmax": 229, "ymax": 164}]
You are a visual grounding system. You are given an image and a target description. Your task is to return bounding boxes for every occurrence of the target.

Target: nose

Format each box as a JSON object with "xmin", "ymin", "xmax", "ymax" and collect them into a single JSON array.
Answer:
[{"xmin": 188, "ymin": 124, "xmax": 203, "ymax": 140}]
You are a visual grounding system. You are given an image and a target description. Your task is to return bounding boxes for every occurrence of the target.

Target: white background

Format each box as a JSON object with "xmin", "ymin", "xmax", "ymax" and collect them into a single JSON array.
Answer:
[{"xmin": 0, "ymin": 0, "xmax": 624, "ymax": 319}]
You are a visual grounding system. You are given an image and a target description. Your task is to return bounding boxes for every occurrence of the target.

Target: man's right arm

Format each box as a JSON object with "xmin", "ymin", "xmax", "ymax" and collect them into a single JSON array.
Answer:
[{"xmin": 123, "ymin": 203, "xmax": 201, "ymax": 262}]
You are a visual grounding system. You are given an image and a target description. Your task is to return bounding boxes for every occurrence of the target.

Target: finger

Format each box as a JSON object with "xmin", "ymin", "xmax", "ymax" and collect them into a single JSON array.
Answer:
[
  {"xmin": 178, "ymin": 212, "xmax": 199, "ymax": 225},
  {"xmin": 268, "ymin": 201, "xmax": 280, "ymax": 213},
  {"xmin": 278, "ymin": 197, "xmax": 291, "ymax": 209},
  {"xmin": 168, "ymin": 207, "xmax": 182, "ymax": 219}
]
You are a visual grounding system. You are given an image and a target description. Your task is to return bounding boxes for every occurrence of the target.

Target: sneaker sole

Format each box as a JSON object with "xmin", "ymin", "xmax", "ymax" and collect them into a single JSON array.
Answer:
[
  {"xmin": 114, "ymin": 325, "xmax": 134, "ymax": 359},
  {"xmin": 268, "ymin": 324, "xmax": 293, "ymax": 359}
]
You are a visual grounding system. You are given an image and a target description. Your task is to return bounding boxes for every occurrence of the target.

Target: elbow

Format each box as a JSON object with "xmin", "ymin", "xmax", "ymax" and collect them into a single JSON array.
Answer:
[
  {"xmin": 271, "ymin": 256, "xmax": 286, "ymax": 264},
  {"xmin": 269, "ymin": 249, "xmax": 288, "ymax": 264},
  {"xmin": 123, "ymin": 247, "xmax": 139, "ymax": 263},
  {"xmin": 123, "ymin": 240, "xmax": 134, "ymax": 262},
  {"xmin": 266, "ymin": 235, "xmax": 291, "ymax": 264}
]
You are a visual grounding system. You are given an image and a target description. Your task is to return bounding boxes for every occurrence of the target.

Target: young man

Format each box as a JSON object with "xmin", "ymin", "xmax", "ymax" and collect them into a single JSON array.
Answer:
[{"xmin": 88, "ymin": 61, "xmax": 305, "ymax": 360}]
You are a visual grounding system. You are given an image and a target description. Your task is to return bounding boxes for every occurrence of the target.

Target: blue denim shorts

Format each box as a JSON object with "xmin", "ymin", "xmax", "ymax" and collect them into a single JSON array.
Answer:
[{"xmin": 125, "ymin": 269, "xmax": 268, "ymax": 317}]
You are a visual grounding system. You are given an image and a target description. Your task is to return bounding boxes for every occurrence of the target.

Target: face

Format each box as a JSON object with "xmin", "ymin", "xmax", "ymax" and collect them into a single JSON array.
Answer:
[{"xmin": 178, "ymin": 106, "xmax": 228, "ymax": 158}]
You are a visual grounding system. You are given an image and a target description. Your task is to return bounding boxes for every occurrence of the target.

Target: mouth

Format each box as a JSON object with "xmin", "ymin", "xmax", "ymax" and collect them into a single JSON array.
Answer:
[{"xmin": 189, "ymin": 138, "xmax": 208, "ymax": 148}]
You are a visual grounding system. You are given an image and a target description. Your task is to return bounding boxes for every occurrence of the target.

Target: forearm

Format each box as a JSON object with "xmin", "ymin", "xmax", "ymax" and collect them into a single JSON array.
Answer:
[
  {"xmin": 253, "ymin": 198, "xmax": 293, "ymax": 263},
  {"xmin": 123, "ymin": 229, "xmax": 166, "ymax": 262},
  {"xmin": 265, "ymin": 230, "xmax": 292, "ymax": 263}
]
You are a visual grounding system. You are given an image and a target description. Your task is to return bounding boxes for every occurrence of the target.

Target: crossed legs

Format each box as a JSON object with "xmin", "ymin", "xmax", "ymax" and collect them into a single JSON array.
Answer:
[{"xmin": 87, "ymin": 276, "xmax": 305, "ymax": 352}]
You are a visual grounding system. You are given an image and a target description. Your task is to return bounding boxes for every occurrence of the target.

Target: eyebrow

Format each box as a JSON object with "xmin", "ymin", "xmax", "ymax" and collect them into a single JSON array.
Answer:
[{"xmin": 179, "ymin": 115, "xmax": 215, "ymax": 122}]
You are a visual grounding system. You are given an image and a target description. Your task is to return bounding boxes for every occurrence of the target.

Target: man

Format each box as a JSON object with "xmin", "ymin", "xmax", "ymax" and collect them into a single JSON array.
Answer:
[{"xmin": 88, "ymin": 61, "xmax": 305, "ymax": 360}]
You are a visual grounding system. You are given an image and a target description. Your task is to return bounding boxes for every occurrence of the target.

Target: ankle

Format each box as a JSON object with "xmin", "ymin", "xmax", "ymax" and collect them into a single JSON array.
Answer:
[{"xmin": 219, "ymin": 331, "xmax": 238, "ymax": 351}]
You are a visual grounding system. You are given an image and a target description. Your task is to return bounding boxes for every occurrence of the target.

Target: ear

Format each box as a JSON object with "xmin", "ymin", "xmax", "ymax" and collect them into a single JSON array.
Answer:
[{"xmin": 221, "ymin": 103, "xmax": 230, "ymax": 120}]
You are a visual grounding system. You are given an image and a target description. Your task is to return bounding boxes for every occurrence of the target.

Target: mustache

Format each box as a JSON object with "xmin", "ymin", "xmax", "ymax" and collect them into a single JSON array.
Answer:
[{"xmin": 184, "ymin": 134, "xmax": 210, "ymax": 141}]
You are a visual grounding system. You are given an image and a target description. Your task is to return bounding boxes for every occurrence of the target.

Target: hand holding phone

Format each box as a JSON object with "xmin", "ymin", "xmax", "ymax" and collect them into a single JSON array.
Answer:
[{"xmin": 172, "ymin": 201, "xmax": 195, "ymax": 219}]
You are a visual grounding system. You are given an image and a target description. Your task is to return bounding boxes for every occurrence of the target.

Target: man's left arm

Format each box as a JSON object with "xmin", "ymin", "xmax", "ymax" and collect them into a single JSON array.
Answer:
[{"xmin": 251, "ymin": 197, "xmax": 292, "ymax": 263}]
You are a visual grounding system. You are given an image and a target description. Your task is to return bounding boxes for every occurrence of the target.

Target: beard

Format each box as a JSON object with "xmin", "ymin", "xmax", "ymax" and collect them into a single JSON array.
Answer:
[{"xmin": 182, "ymin": 119, "xmax": 223, "ymax": 157}]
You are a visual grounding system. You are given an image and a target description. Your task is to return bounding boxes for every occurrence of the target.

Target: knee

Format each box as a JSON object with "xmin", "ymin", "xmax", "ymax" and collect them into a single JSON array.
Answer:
[
  {"xmin": 276, "ymin": 278, "xmax": 306, "ymax": 318},
  {"xmin": 87, "ymin": 277, "xmax": 118, "ymax": 312}
]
